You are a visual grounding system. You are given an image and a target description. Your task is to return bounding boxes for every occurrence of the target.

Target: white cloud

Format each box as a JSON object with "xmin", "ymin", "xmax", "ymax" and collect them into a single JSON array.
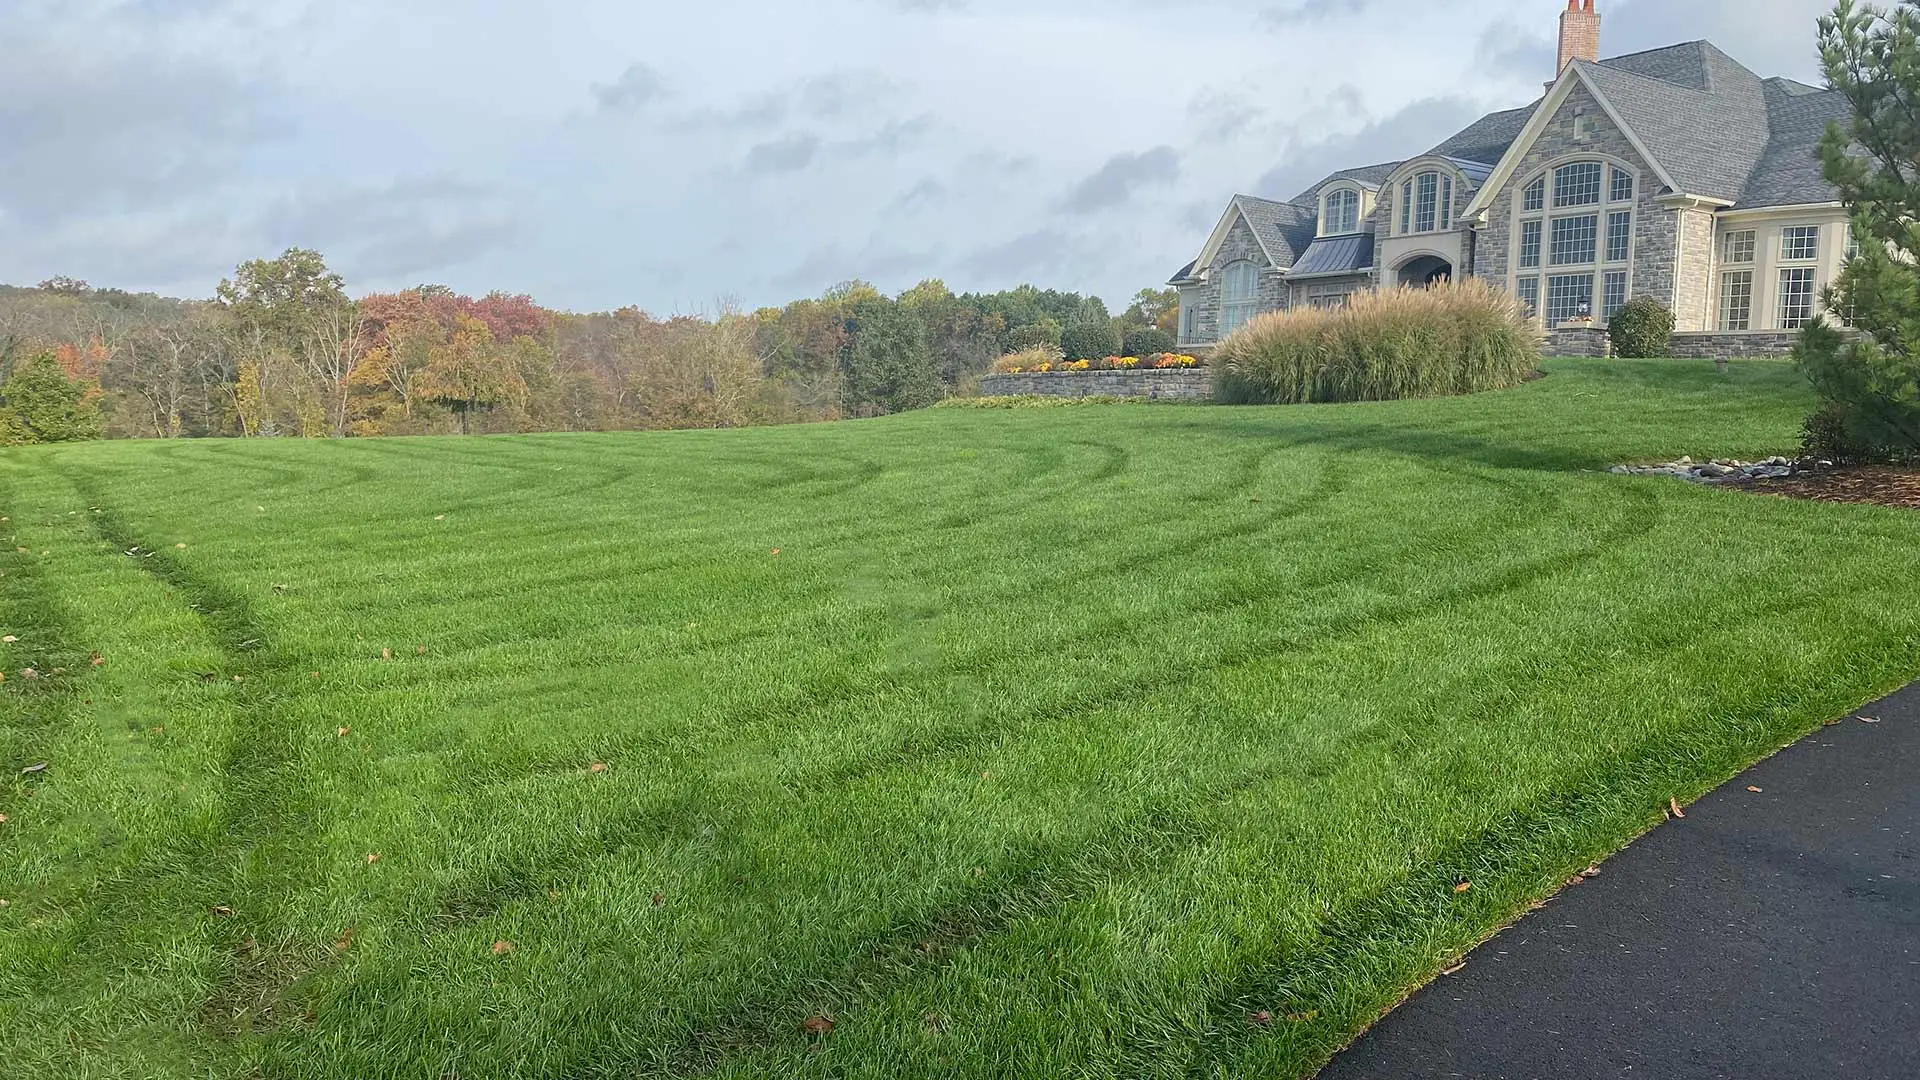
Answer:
[{"xmin": 0, "ymin": 0, "xmax": 1836, "ymax": 310}]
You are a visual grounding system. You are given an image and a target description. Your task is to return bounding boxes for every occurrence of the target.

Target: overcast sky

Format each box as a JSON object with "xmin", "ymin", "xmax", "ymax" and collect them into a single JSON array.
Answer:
[{"xmin": 0, "ymin": 0, "xmax": 1837, "ymax": 313}]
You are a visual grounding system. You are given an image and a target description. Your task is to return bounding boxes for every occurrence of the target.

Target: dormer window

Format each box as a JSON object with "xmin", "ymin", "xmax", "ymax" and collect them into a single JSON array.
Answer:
[
  {"xmin": 1322, "ymin": 188, "xmax": 1360, "ymax": 235},
  {"xmin": 1396, "ymin": 169, "xmax": 1455, "ymax": 236}
]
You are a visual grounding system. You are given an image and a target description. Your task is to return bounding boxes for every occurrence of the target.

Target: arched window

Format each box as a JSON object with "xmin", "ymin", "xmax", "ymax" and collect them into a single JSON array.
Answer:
[
  {"xmin": 1397, "ymin": 170, "xmax": 1455, "ymax": 235},
  {"xmin": 1322, "ymin": 188, "xmax": 1360, "ymax": 235},
  {"xmin": 1220, "ymin": 262, "xmax": 1261, "ymax": 336},
  {"xmin": 1512, "ymin": 159, "xmax": 1636, "ymax": 326}
]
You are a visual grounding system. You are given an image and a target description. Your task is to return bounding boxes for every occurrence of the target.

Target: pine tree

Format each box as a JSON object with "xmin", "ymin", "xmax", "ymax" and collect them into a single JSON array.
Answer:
[
  {"xmin": 1799, "ymin": 0, "xmax": 1920, "ymax": 458},
  {"xmin": 0, "ymin": 352, "xmax": 104, "ymax": 445}
]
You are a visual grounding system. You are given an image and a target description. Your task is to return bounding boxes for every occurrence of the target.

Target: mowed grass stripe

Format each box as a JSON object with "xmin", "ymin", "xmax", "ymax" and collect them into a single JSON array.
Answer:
[{"xmin": 2, "ymin": 360, "xmax": 1917, "ymax": 1080}]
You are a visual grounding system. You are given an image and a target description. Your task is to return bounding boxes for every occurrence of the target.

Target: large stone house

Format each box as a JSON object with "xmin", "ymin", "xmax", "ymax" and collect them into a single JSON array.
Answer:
[{"xmin": 1171, "ymin": 1, "xmax": 1853, "ymax": 356}]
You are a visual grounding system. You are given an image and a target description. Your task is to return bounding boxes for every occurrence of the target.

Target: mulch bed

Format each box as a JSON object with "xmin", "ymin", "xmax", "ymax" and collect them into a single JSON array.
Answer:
[{"xmin": 1727, "ymin": 465, "xmax": 1920, "ymax": 511}]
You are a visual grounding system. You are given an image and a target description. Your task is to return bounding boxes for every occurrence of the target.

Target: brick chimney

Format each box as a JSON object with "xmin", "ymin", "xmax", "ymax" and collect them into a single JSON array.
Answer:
[{"xmin": 1557, "ymin": 0, "xmax": 1600, "ymax": 76}]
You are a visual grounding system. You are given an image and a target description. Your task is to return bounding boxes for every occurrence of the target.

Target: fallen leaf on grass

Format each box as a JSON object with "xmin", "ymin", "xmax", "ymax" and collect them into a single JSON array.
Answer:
[
  {"xmin": 491, "ymin": 940, "xmax": 515, "ymax": 956},
  {"xmin": 587, "ymin": 762, "xmax": 609, "ymax": 775},
  {"xmin": 333, "ymin": 927, "xmax": 355, "ymax": 951},
  {"xmin": 771, "ymin": 548, "xmax": 782, "ymax": 557},
  {"xmin": 0, "ymin": 898, "xmax": 10, "ymax": 907},
  {"xmin": 380, "ymin": 648, "xmax": 392, "ymax": 661},
  {"xmin": 1582, "ymin": 866, "xmax": 1601, "ymax": 878},
  {"xmin": 336, "ymin": 726, "xmax": 351, "ymax": 738},
  {"xmin": 1, "ymin": 636, "xmax": 15, "ymax": 644},
  {"xmin": 175, "ymin": 543, "xmax": 187, "ymax": 550},
  {"xmin": 212, "ymin": 905, "xmax": 234, "ymax": 917},
  {"xmin": 415, "ymin": 646, "xmax": 427, "ymax": 656},
  {"xmin": 0, "ymin": 814, "xmax": 9, "ymax": 825},
  {"xmin": 1454, "ymin": 882, "xmax": 1473, "ymax": 894},
  {"xmin": 1248, "ymin": 1011, "xmax": 1274, "ymax": 1027},
  {"xmin": 434, "ymin": 515, "xmax": 447, "ymax": 521},
  {"xmin": 1443, "ymin": 962, "xmax": 1468, "ymax": 976},
  {"xmin": 1669, "ymin": 797, "xmax": 1686, "ymax": 819},
  {"xmin": 651, "ymin": 892, "xmax": 665, "ymax": 907},
  {"xmin": 21, "ymin": 669, "xmax": 38, "ymax": 680},
  {"xmin": 803, "ymin": 1015, "xmax": 835, "ymax": 1036},
  {"xmin": 20, "ymin": 763, "xmax": 46, "ymax": 776},
  {"xmin": 89, "ymin": 652, "xmax": 104, "ymax": 667},
  {"xmin": 365, "ymin": 853, "xmax": 381, "ymax": 865}
]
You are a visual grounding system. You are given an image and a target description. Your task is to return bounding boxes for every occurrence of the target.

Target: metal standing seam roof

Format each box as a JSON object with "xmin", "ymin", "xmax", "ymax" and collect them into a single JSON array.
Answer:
[{"xmin": 1288, "ymin": 234, "xmax": 1375, "ymax": 278}]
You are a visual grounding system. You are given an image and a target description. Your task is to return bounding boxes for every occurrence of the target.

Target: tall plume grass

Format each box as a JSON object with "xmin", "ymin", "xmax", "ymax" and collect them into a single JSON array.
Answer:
[{"xmin": 1213, "ymin": 279, "xmax": 1544, "ymax": 405}]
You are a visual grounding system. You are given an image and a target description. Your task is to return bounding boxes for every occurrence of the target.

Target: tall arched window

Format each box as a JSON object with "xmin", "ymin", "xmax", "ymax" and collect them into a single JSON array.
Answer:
[
  {"xmin": 1322, "ymin": 188, "xmax": 1360, "ymax": 235},
  {"xmin": 1221, "ymin": 262, "xmax": 1261, "ymax": 336},
  {"xmin": 1397, "ymin": 169, "xmax": 1455, "ymax": 235},
  {"xmin": 1513, "ymin": 159, "xmax": 1636, "ymax": 325}
]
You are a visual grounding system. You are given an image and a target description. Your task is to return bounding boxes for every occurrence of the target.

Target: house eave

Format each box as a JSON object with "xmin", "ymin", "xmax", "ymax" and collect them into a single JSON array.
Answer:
[{"xmin": 1716, "ymin": 201, "xmax": 1845, "ymax": 219}]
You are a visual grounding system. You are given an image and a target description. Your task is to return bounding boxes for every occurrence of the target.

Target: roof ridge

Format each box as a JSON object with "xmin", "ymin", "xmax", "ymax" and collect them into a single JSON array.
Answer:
[{"xmin": 1578, "ymin": 57, "xmax": 1718, "ymax": 98}]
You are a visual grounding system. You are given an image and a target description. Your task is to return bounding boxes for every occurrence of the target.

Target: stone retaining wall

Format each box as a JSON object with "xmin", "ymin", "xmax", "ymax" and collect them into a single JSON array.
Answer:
[
  {"xmin": 977, "ymin": 369, "xmax": 1214, "ymax": 401},
  {"xmin": 1544, "ymin": 329, "xmax": 1835, "ymax": 359}
]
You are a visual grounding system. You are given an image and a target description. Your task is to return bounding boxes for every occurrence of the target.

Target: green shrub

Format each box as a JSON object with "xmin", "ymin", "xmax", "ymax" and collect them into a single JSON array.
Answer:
[
  {"xmin": 1122, "ymin": 327, "xmax": 1175, "ymax": 358},
  {"xmin": 0, "ymin": 352, "xmax": 103, "ymax": 445},
  {"xmin": 1212, "ymin": 279, "xmax": 1542, "ymax": 405},
  {"xmin": 1006, "ymin": 319, "xmax": 1062, "ymax": 353},
  {"xmin": 1607, "ymin": 297, "xmax": 1675, "ymax": 358},
  {"xmin": 1060, "ymin": 321, "xmax": 1122, "ymax": 362}
]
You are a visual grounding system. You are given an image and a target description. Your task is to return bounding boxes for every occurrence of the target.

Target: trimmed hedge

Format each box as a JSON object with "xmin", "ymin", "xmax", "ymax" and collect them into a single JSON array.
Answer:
[
  {"xmin": 1213, "ymin": 279, "xmax": 1543, "ymax": 405},
  {"xmin": 1608, "ymin": 297, "xmax": 1675, "ymax": 358}
]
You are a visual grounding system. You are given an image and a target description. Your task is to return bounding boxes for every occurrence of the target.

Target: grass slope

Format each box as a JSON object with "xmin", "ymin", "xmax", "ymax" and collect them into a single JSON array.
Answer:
[{"xmin": 1, "ymin": 359, "xmax": 1916, "ymax": 1079}]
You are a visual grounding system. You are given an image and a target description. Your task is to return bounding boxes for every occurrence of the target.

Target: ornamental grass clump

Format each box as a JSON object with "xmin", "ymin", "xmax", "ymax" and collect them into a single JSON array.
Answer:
[{"xmin": 1212, "ymin": 279, "xmax": 1542, "ymax": 405}]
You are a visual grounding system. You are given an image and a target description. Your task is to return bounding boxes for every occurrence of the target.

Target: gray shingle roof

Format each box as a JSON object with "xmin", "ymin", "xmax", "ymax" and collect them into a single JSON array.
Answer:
[
  {"xmin": 1740, "ymin": 83, "xmax": 1850, "ymax": 207},
  {"xmin": 1232, "ymin": 194, "xmax": 1319, "ymax": 269},
  {"xmin": 1425, "ymin": 106, "xmax": 1534, "ymax": 166},
  {"xmin": 1575, "ymin": 42, "xmax": 1772, "ymax": 203},
  {"xmin": 1290, "ymin": 162, "xmax": 1402, "ymax": 205},
  {"xmin": 1167, "ymin": 258, "xmax": 1199, "ymax": 286},
  {"xmin": 1289, "ymin": 233, "xmax": 1375, "ymax": 278}
]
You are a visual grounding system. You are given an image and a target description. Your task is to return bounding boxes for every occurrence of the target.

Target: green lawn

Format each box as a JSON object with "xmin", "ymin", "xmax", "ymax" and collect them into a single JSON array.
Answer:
[{"xmin": 2, "ymin": 359, "xmax": 1917, "ymax": 1080}]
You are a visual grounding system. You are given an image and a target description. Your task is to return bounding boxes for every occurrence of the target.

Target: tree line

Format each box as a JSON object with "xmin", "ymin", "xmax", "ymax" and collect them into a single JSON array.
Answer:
[{"xmin": 0, "ymin": 251, "xmax": 1180, "ymax": 443}]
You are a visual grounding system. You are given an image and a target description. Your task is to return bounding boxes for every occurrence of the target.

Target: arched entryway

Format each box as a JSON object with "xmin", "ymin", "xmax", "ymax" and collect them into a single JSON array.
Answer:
[{"xmin": 1396, "ymin": 255, "xmax": 1453, "ymax": 287}]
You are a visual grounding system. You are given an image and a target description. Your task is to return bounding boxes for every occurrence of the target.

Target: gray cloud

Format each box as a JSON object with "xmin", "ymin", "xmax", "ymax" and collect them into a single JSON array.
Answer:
[
  {"xmin": 1255, "ymin": 96, "xmax": 1484, "ymax": 199},
  {"xmin": 744, "ymin": 134, "xmax": 824, "ymax": 175},
  {"xmin": 262, "ymin": 177, "xmax": 520, "ymax": 283},
  {"xmin": 594, "ymin": 64, "xmax": 670, "ymax": 112},
  {"xmin": 1260, "ymin": 0, "xmax": 1377, "ymax": 29},
  {"xmin": 1060, "ymin": 147, "xmax": 1181, "ymax": 213}
]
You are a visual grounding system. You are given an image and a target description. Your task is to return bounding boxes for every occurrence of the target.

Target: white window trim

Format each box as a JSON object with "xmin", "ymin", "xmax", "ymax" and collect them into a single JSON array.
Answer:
[
  {"xmin": 1320, "ymin": 185, "xmax": 1362, "ymax": 236},
  {"xmin": 1511, "ymin": 156, "xmax": 1637, "ymax": 327}
]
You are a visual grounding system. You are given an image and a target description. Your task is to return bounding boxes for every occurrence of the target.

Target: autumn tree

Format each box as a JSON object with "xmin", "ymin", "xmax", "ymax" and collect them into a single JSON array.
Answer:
[
  {"xmin": 217, "ymin": 249, "xmax": 366, "ymax": 436},
  {"xmin": 418, "ymin": 314, "xmax": 528, "ymax": 434}
]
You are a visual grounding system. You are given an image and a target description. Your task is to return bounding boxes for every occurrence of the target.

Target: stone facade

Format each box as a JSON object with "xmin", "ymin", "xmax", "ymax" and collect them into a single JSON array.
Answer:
[
  {"xmin": 1544, "ymin": 326, "xmax": 1612, "ymax": 357},
  {"xmin": 977, "ymin": 369, "xmax": 1215, "ymax": 401},
  {"xmin": 1185, "ymin": 217, "xmax": 1288, "ymax": 345},
  {"xmin": 1666, "ymin": 331, "xmax": 1808, "ymax": 358},
  {"xmin": 1481, "ymin": 83, "xmax": 1674, "ymax": 319}
]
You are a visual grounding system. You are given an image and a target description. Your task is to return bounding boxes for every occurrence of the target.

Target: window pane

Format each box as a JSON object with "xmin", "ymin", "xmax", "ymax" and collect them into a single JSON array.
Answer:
[
  {"xmin": 1523, "ymin": 177, "xmax": 1546, "ymax": 213},
  {"xmin": 1606, "ymin": 212, "xmax": 1632, "ymax": 262},
  {"xmin": 1416, "ymin": 173, "xmax": 1438, "ymax": 232},
  {"xmin": 1722, "ymin": 230, "xmax": 1756, "ymax": 264},
  {"xmin": 1224, "ymin": 262, "xmax": 1258, "ymax": 301},
  {"xmin": 1845, "ymin": 228, "xmax": 1861, "ymax": 263},
  {"xmin": 1401, "ymin": 181, "xmax": 1413, "ymax": 233},
  {"xmin": 1719, "ymin": 271, "xmax": 1752, "ymax": 331},
  {"xmin": 1553, "ymin": 162, "xmax": 1603, "ymax": 206},
  {"xmin": 1519, "ymin": 220, "xmax": 1542, "ymax": 269},
  {"xmin": 1441, "ymin": 178, "xmax": 1453, "ymax": 230},
  {"xmin": 1546, "ymin": 273, "xmax": 1595, "ymax": 324},
  {"xmin": 1603, "ymin": 271, "xmax": 1628, "ymax": 319},
  {"xmin": 1778, "ymin": 268, "xmax": 1816, "ymax": 328},
  {"xmin": 1550, "ymin": 214, "xmax": 1599, "ymax": 266},
  {"xmin": 1781, "ymin": 226, "xmax": 1820, "ymax": 261},
  {"xmin": 1516, "ymin": 277, "xmax": 1540, "ymax": 319},
  {"xmin": 1326, "ymin": 190, "xmax": 1358, "ymax": 234},
  {"xmin": 1610, "ymin": 167, "xmax": 1634, "ymax": 203}
]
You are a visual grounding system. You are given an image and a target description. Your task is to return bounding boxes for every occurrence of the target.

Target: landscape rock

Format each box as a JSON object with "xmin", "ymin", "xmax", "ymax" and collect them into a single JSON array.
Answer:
[{"xmin": 1610, "ymin": 456, "xmax": 1810, "ymax": 485}]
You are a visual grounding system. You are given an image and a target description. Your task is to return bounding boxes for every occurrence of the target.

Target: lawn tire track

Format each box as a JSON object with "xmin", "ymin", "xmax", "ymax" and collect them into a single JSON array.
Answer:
[{"xmin": 58, "ymin": 469, "xmax": 342, "ymax": 1040}]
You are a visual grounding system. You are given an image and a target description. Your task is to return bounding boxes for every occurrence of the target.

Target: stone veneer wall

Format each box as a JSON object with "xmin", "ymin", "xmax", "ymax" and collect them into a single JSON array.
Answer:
[
  {"xmin": 1543, "ymin": 330, "xmax": 1825, "ymax": 359},
  {"xmin": 1188, "ymin": 216, "xmax": 1288, "ymax": 346},
  {"xmin": 977, "ymin": 370, "xmax": 1214, "ymax": 401}
]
